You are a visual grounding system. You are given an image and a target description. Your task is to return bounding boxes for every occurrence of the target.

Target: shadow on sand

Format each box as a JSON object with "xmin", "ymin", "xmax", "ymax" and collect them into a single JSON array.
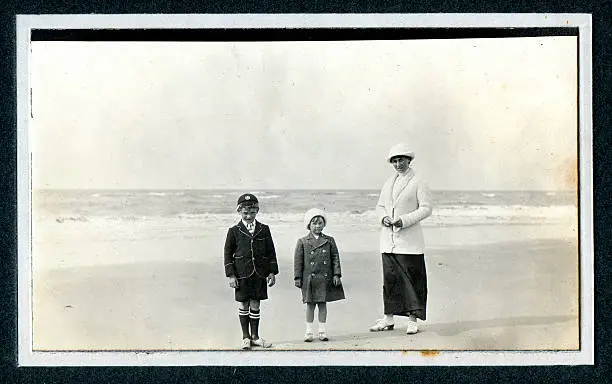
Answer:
[
  {"xmin": 273, "ymin": 314, "xmax": 576, "ymax": 348},
  {"xmin": 425, "ymin": 315, "xmax": 576, "ymax": 336}
]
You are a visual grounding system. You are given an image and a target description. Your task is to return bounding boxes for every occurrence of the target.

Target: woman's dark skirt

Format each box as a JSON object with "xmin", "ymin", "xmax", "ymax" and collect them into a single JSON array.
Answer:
[
  {"xmin": 235, "ymin": 274, "xmax": 268, "ymax": 302},
  {"xmin": 382, "ymin": 253, "xmax": 427, "ymax": 320}
]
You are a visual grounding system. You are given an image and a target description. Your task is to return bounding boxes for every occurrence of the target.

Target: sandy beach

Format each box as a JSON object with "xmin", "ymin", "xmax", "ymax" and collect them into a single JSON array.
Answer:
[{"xmin": 31, "ymin": 219, "xmax": 579, "ymax": 351}]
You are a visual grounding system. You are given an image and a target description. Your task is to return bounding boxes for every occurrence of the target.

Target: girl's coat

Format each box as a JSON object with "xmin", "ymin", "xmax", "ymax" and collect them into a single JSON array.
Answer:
[{"xmin": 294, "ymin": 233, "xmax": 345, "ymax": 303}]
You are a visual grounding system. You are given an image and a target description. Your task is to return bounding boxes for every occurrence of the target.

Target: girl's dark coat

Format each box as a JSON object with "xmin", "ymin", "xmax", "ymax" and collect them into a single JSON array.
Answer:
[
  {"xmin": 224, "ymin": 221, "xmax": 278, "ymax": 279},
  {"xmin": 294, "ymin": 233, "xmax": 345, "ymax": 303}
]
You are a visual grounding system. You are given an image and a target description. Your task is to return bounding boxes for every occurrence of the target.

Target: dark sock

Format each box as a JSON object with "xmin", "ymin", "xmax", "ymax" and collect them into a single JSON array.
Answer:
[
  {"xmin": 239, "ymin": 308, "xmax": 250, "ymax": 339},
  {"xmin": 249, "ymin": 309, "xmax": 261, "ymax": 339}
]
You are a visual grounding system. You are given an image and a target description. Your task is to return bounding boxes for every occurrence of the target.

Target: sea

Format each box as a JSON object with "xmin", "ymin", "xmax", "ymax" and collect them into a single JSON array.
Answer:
[{"xmin": 33, "ymin": 189, "xmax": 577, "ymax": 230}]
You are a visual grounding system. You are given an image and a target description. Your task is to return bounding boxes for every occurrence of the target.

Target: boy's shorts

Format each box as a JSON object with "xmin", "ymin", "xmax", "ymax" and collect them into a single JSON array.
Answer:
[{"xmin": 235, "ymin": 274, "xmax": 268, "ymax": 302}]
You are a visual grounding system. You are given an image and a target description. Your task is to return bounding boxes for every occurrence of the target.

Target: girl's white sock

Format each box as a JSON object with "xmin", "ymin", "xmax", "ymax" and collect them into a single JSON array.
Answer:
[
  {"xmin": 318, "ymin": 322, "xmax": 326, "ymax": 333},
  {"xmin": 306, "ymin": 322, "xmax": 314, "ymax": 333}
]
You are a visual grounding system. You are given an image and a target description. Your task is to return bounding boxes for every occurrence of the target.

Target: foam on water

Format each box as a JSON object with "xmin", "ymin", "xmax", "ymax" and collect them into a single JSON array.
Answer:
[
  {"xmin": 38, "ymin": 205, "xmax": 577, "ymax": 233},
  {"xmin": 33, "ymin": 189, "xmax": 577, "ymax": 230}
]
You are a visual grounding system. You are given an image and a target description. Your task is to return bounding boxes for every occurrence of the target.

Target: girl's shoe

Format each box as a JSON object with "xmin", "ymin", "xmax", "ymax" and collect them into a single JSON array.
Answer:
[
  {"xmin": 250, "ymin": 338, "xmax": 272, "ymax": 348},
  {"xmin": 406, "ymin": 315, "xmax": 418, "ymax": 334},
  {"xmin": 318, "ymin": 331, "xmax": 329, "ymax": 341},
  {"xmin": 241, "ymin": 338, "xmax": 251, "ymax": 350},
  {"xmin": 304, "ymin": 332, "xmax": 314, "ymax": 342},
  {"xmin": 369, "ymin": 319, "xmax": 395, "ymax": 332}
]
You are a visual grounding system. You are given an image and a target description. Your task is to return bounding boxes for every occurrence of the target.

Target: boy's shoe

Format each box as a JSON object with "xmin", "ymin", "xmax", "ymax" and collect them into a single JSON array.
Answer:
[
  {"xmin": 304, "ymin": 332, "xmax": 314, "ymax": 342},
  {"xmin": 369, "ymin": 319, "xmax": 395, "ymax": 332},
  {"xmin": 250, "ymin": 338, "xmax": 272, "ymax": 348},
  {"xmin": 318, "ymin": 331, "xmax": 329, "ymax": 341},
  {"xmin": 406, "ymin": 315, "xmax": 418, "ymax": 335},
  {"xmin": 241, "ymin": 338, "xmax": 251, "ymax": 350}
]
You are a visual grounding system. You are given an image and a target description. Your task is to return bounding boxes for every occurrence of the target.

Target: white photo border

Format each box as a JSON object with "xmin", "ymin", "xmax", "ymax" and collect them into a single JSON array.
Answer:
[{"xmin": 16, "ymin": 13, "xmax": 594, "ymax": 366}]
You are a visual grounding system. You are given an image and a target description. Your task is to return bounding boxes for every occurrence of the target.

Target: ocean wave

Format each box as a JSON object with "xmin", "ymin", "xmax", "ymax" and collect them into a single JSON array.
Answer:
[
  {"xmin": 55, "ymin": 215, "xmax": 89, "ymax": 223},
  {"xmin": 39, "ymin": 204, "xmax": 577, "ymax": 228},
  {"xmin": 259, "ymin": 195, "xmax": 280, "ymax": 199},
  {"xmin": 434, "ymin": 204, "xmax": 576, "ymax": 219}
]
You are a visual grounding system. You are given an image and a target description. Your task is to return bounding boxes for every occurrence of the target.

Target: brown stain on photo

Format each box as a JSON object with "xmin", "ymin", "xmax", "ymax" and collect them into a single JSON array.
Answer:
[
  {"xmin": 557, "ymin": 156, "xmax": 578, "ymax": 193},
  {"xmin": 420, "ymin": 350, "xmax": 440, "ymax": 357}
]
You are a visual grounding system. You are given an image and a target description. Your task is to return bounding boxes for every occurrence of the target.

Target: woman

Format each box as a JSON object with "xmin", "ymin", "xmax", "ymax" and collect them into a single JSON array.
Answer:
[{"xmin": 369, "ymin": 143, "xmax": 433, "ymax": 334}]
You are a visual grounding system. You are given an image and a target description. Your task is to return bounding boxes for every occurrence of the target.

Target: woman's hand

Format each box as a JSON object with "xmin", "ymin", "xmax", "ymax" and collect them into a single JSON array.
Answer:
[
  {"xmin": 382, "ymin": 216, "xmax": 393, "ymax": 227},
  {"xmin": 267, "ymin": 273, "xmax": 276, "ymax": 287},
  {"xmin": 392, "ymin": 219, "xmax": 403, "ymax": 228},
  {"xmin": 294, "ymin": 278, "xmax": 302, "ymax": 288},
  {"xmin": 228, "ymin": 276, "xmax": 238, "ymax": 289},
  {"xmin": 333, "ymin": 275, "xmax": 342, "ymax": 287}
]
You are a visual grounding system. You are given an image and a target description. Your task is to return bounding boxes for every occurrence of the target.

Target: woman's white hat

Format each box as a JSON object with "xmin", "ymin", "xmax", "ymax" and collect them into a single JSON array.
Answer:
[
  {"xmin": 304, "ymin": 208, "xmax": 327, "ymax": 230},
  {"xmin": 387, "ymin": 143, "xmax": 415, "ymax": 162}
]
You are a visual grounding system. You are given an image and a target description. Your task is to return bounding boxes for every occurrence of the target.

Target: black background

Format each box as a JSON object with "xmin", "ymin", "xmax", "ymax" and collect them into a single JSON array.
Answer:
[{"xmin": 1, "ymin": 1, "xmax": 610, "ymax": 383}]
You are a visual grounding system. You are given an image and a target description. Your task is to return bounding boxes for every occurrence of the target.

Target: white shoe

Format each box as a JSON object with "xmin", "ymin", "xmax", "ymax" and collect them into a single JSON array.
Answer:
[
  {"xmin": 406, "ymin": 315, "xmax": 418, "ymax": 334},
  {"xmin": 304, "ymin": 332, "xmax": 314, "ymax": 342},
  {"xmin": 318, "ymin": 331, "xmax": 329, "ymax": 341},
  {"xmin": 250, "ymin": 338, "xmax": 272, "ymax": 348},
  {"xmin": 241, "ymin": 337, "xmax": 251, "ymax": 350},
  {"xmin": 369, "ymin": 318, "xmax": 395, "ymax": 332}
]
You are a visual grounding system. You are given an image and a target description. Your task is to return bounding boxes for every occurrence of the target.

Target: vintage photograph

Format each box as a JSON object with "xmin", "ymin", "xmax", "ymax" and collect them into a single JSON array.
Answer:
[{"xmin": 18, "ymin": 14, "xmax": 592, "ymax": 366}]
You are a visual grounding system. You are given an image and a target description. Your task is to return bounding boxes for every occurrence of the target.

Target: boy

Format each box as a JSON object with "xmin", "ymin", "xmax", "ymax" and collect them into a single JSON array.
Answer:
[{"xmin": 224, "ymin": 193, "xmax": 278, "ymax": 350}]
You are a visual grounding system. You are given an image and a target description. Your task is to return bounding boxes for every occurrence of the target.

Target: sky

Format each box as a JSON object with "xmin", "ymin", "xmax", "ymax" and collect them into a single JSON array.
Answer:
[{"xmin": 30, "ymin": 36, "xmax": 578, "ymax": 191}]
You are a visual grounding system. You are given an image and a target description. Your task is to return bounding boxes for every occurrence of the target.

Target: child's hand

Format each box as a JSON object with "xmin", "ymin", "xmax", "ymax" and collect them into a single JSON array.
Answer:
[
  {"xmin": 294, "ymin": 278, "xmax": 302, "ymax": 288},
  {"xmin": 333, "ymin": 276, "xmax": 341, "ymax": 287},
  {"xmin": 266, "ymin": 273, "xmax": 276, "ymax": 287},
  {"xmin": 392, "ymin": 218, "xmax": 403, "ymax": 228},
  {"xmin": 228, "ymin": 276, "xmax": 238, "ymax": 289}
]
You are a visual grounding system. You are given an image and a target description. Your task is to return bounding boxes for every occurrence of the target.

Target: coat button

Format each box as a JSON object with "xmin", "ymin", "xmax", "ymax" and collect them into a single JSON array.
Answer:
[
  {"xmin": 311, "ymin": 262, "xmax": 314, "ymax": 265},
  {"xmin": 311, "ymin": 273, "xmax": 315, "ymax": 276},
  {"xmin": 323, "ymin": 261, "xmax": 327, "ymax": 264},
  {"xmin": 310, "ymin": 251, "xmax": 314, "ymax": 254},
  {"xmin": 322, "ymin": 250, "xmax": 326, "ymax": 253}
]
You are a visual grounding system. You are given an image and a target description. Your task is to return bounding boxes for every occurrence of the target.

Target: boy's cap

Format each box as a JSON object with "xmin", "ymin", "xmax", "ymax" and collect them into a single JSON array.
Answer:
[{"xmin": 237, "ymin": 193, "xmax": 259, "ymax": 206}]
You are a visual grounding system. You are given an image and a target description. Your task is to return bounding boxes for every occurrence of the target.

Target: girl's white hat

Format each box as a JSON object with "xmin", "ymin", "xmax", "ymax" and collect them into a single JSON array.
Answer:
[
  {"xmin": 387, "ymin": 143, "xmax": 415, "ymax": 162},
  {"xmin": 304, "ymin": 208, "xmax": 327, "ymax": 230}
]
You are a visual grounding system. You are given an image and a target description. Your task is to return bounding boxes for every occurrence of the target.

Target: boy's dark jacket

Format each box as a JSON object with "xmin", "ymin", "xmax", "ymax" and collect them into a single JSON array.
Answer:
[{"xmin": 224, "ymin": 221, "xmax": 278, "ymax": 279}]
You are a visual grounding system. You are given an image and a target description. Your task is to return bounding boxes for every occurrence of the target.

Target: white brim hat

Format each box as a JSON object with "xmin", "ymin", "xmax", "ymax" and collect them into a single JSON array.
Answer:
[
  {"xmin": 304, "ymin": 208, "xmax": 327, "ymax": 230},
  {"xmin": 387, "ymin": 143, "xmax": 415, "ymax": 162}
]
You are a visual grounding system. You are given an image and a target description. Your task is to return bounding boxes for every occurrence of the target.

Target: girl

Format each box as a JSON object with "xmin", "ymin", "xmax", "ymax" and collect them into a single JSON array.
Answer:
[{"xmin": 294, "ymin": 208, "xmax": 345, "ymax": 342}]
